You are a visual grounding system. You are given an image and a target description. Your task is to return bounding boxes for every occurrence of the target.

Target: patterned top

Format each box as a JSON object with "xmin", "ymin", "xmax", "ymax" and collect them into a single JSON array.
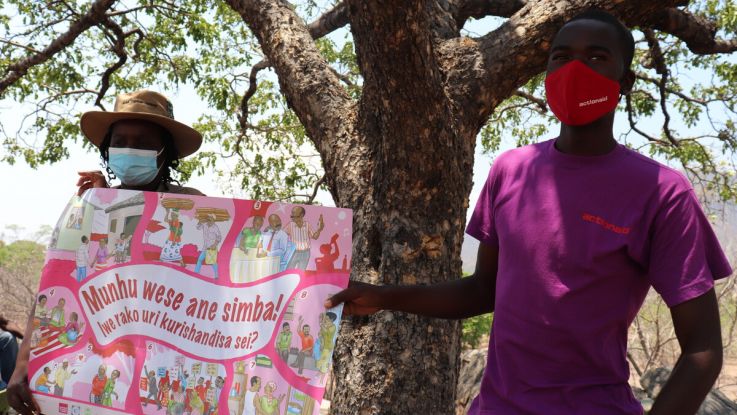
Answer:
[{"xmin": 285, "ymin": 221, "xmax": 313, "ymax": 251}]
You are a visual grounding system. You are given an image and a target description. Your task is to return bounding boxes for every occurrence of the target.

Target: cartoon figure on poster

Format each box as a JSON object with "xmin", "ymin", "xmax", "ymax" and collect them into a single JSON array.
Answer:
[
  {"xmin": 229, "ymin": 356, "xmax": 322, "ymax": 415},
  {"xmin": 42, "ymin": 190, "xmax": 147, "ymax": 285},
  {"xmin": 231, "ymin": 210, "xmax": 285, "ymax": 283},
  {"xmin": 30, "ymin": 287, "xmax": 86, "ymax": 357},
  {"xmin": 114, "ymin": 233, "xmax": 131, "ymax": 263},
  {"xmin": 139, "ymin": 343, "xmax": 227, "ymax": 415},
  {"xmin": 29, "ymin": 340, "xmax": 135, "ymax": 410},
  {"xmin": 194, "ymin": 212, "xmax": 223, "ymax": 279},
  {"xmin": 91, "ymin": 238, "xmax": 112, "ymax": 271},
  {"xmin": 145, "ymin": 195, "xmax": 233, "ymax": 278},
  {"xmin": 75, "ymin": 236, "xmax": 91, "ymax": 282},
  {"xmin": 277, "ymin": 285, "xmax": 343, "ymax": 387},
  {"xmin": 314, "ymin": 234, "xmax": 340, "ymax": 272},
  {"xmin": 284, "ymin": 207, "xmax": 324, "ymax": 270},
  {"xmin": 239, "ymin": 215, "xmax": 263, "ymax": 254},
  {"xmin": 160, "ymin": 206, "xmax": 185, "ymax": 266}
]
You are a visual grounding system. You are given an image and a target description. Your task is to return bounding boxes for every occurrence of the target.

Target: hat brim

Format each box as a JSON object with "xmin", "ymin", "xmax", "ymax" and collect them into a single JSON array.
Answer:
[{"xmin": 80, "ymin": 111, "xmax": 202, "ymax": 159}]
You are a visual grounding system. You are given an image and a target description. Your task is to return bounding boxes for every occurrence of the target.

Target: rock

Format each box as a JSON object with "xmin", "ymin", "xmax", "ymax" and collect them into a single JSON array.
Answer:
[
  {"xmin": 455, "ymin": 348, "xmax": 487, "ymax": 415},
  {"xmin": 641, "ymin": 367, "xmax": 737, "ymax": 414},
  {"xmin": 640, "ymin": 367, "xmax": 671, "ymax": 397}
]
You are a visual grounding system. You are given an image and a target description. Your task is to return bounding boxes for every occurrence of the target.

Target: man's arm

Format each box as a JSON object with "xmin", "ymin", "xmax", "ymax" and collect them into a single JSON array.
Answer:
[
  {"xmin": 311, "ymin": 215, "xmax": 324, "ymax": 240},
  {"xmin": 325, "ymin": 242, "xmax": 498, "ymax": 319},
  {"xmin": 649, "ymin": 288, "xmax": 723, "ymax": 415}
]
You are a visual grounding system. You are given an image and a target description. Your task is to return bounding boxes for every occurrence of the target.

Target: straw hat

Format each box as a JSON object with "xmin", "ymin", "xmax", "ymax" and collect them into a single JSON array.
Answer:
[{"xmin": 80, "ymin": 90, "xmax": 202, "ymax": 158}]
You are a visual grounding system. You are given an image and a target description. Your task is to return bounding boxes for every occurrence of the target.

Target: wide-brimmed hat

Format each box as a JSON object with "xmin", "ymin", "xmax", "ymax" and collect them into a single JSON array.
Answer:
[{"xmin": 80, "ymin": 90, "xmax": 202, "ymax": 158}]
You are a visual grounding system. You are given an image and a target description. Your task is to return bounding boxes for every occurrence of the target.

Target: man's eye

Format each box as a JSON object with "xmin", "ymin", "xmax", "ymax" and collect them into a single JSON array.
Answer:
[
  {"xmin": 590, "ymin": 55, "xmax": 607, "ymax": 61},
  {"xmin": 552, "ymin": 55, "xmax": 569, "ymax": 61}
]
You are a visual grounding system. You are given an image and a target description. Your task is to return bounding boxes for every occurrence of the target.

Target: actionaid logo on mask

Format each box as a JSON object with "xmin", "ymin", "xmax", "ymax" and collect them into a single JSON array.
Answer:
[{"xmin": 579, "ymin": 96, "xmax": 609, "ymax": 107}]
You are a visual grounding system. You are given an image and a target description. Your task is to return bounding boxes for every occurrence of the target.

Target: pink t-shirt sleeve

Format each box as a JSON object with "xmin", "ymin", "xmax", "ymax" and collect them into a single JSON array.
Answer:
[
  {"xmin": 466, "ymin": 161, "xmax": 502, "ymax": 247},
  {"xmin": 647, "ymin": 186, "xmax": 733, "ymax": 307}
]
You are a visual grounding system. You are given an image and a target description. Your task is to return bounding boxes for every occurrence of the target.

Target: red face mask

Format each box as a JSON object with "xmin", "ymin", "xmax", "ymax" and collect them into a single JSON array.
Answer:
[{"xmin": 544, "ymin": 60, "xmax": 621, "ymax": 126}]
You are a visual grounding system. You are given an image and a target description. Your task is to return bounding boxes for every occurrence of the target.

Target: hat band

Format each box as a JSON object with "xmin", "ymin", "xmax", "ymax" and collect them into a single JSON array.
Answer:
[{"xmin": 117, "ymin": 98, "xmax": 174, "ymax": 119}]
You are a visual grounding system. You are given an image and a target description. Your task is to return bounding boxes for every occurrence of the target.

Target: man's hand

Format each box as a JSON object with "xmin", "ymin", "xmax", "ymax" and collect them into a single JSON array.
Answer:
[
  {"xmin": 650, "ymin": 288, "xmax": 723, "ymax": 415},
  {"xmin": 77, "ymin": 170, "xmax": 108, "ymax": 196},
  {"xmin": 324, "ymin": 281, "xmax": 385, "ymax": 316}
]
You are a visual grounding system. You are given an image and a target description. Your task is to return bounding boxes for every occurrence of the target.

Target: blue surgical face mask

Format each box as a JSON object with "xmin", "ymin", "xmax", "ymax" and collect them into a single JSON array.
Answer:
[{"xmin": 108, "ymin": 147, "xmax": 164, "ymax": 186}]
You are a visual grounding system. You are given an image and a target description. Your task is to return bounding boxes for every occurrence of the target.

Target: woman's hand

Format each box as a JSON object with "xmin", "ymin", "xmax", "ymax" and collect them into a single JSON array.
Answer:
[
  {"xmin": 77, "ymin": 170, "xmax": 108, "ymax": 196},
  {"xmin": 7, "ymin": 364, "xmax": 41, "ymax": 415}
]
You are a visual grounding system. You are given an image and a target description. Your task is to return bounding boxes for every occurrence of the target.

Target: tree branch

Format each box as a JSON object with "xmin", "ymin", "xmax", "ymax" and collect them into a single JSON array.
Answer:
[
  {"xmin": 643, "ymin": 29, "xmax": 678, "ymax": 147},
  {"xmin": 625, "ymin": 93, "xmax": 669, "ymax": 146},
  {"xmin": 0, "ymin": 0, "xmax": 117, "ymax": 97},
  {"xmin": 225, "ymin": 0, "xmax": 366, "ymax": 208},
  {"xmin": 0, "ymin": 39, "xmax": 41, "ymax": 54},
  {"xmin": 307, "ymin": 174, "xmax": 326, "ymax": 204},
  {"xmin": 513, "ymin": 90, "xmax": 547, "ymax": 113},
  {"xmin": 454, "ymin": 0, "xmax": 526, "ymax": 28},
  {"xmin": 306, "ymin": 1, "xmax": 349, "ymax": 39},
  {"xmin": 235, "ymin": 2, "xmax": 351, "ymax": 136},
  {"xmin": 640, "ymin": 8, "xmax": 737, "ymax": 55},
  {"xmin": 96, "ymin": 17, "xmax": 130, "ymax": 110},
  {"xmin": 237, "ymin": 59, "xmax": 271, "ymax": 134}
]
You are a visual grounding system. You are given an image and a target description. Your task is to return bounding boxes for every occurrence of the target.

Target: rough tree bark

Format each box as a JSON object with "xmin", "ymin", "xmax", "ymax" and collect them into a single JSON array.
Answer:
[{"xmin": 219, "ymin": 0, "xmax": 735, "ymax": 413}]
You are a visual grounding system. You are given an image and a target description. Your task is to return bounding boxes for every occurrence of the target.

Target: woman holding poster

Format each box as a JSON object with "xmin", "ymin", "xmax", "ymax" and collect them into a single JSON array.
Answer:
[
  {"xmin": 75, "ymin": 90, "xmax": 205, "ymax": 197},
  {"xmin": 7, "ymin": 89, "xmax": 206, "ymax": 414}
]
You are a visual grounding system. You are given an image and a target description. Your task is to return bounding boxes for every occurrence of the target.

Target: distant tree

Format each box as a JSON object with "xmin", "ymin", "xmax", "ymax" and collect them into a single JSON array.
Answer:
[{"xmin": 0, "ymin": 238, "xmax": 45, "ymax": 323}]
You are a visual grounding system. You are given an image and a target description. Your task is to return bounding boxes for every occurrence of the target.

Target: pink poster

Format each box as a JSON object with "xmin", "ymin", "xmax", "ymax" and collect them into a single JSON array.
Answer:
[{"xmin": 29, "ymin": 188, "xmax": 351, "ymax": 415}]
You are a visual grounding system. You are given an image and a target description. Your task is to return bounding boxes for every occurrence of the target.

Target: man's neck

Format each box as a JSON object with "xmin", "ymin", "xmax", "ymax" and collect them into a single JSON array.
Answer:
[{"xmin": 555, "ymin": 113, "xmax": 617, "ymax": 156}]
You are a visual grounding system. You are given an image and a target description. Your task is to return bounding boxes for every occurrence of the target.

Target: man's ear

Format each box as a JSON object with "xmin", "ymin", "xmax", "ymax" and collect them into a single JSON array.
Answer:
[{"xmin": 620, "ymin": 68, "xmax": 636, "ymax": 96}]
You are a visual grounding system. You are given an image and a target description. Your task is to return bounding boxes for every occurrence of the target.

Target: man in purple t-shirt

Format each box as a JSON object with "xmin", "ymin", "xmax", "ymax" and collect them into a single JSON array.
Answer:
[{"xmin": 326, "ymin": 9, "xmax": 733, "ymax": 415}]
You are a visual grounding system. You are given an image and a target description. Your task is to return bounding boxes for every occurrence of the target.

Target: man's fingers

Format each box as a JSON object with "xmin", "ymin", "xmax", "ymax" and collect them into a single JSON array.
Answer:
[{"xmin": 324, "ymin": 288, "xmax": 358, "ymax": 308}]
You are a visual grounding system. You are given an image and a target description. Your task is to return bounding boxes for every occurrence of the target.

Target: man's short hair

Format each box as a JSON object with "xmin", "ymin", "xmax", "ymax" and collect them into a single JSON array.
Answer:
[{"xmin": 566, "ymin": 9, "xmax": 635, "ymax": 69}]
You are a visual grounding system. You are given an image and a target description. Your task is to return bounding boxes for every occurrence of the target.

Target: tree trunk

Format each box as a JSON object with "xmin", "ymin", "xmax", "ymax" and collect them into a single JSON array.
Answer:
[{"xmin": 327, "ymin": 2, "xmax": 475, "ymax": 413}]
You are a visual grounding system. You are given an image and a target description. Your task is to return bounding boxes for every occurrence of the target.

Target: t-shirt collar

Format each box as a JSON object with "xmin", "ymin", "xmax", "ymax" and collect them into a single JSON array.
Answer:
[{"xmin": 546, "ymin": 137, "xmax": 625, "ymax": 168}]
